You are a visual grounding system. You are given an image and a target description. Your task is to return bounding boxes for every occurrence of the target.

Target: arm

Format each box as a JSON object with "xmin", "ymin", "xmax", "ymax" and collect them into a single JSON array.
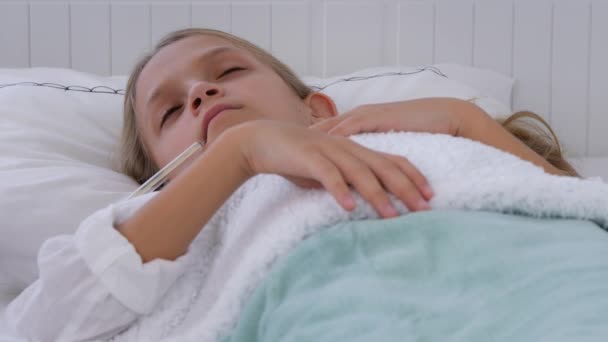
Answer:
[
  {"xmin": 9, "ymin": 119, "xmax": 436, "ymax": 341},
  {"xmin": 7, "ymin": 127, "xmax": 252, "ymax": 341},
  {"xmin": 450, "ymin": 99, "xmax": 568, "ymax": 176},
  {"xmin": 117, "ymin": 117, "xmax": 426, "ymax": 263},
  {"xmin": 117, "ymin": 126, "xmax": 251, "ymax": 262},
  {"xmin": 312, "ymin": 98, "xmax": 567, "ymax": 177}
]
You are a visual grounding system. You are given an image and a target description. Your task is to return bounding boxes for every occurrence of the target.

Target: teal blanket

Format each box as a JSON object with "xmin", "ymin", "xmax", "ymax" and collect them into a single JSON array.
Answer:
[{"xmin": 226, "ymin": 210, "xmax": 608, "ymax": 342}]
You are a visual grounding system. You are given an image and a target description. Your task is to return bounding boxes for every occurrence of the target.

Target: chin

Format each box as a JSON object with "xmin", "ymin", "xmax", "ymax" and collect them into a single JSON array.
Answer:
[{"xmin": 206, "ymin": 113, "xmax": 248, "ymax": 143}]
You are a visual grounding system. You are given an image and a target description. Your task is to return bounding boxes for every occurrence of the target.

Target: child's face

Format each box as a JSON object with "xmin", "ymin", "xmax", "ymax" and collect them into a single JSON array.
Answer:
[{"xmin": 135, "ymin": 35, "xmax": 315, "ymax": 169}]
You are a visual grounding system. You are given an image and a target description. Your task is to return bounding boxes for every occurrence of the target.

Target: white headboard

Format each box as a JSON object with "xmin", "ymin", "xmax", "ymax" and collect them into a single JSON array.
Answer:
[{"xmin": 0, "ymin": 0, "xmax": 606, "ymax": 158}]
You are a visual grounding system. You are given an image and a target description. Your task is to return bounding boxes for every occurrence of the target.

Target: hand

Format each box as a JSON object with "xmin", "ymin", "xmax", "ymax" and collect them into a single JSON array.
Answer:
[
  {"xmin": 234, "ymin": 120, "xmax": 434, "ymax": 217},
  {"xmin": 310, "ymin": 98, "xmax": 465, "ymax": 137}
]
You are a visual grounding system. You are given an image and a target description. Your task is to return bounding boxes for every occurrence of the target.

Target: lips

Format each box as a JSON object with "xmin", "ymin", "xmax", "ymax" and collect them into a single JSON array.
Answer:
[{"xmin": 201, "ymin": 103, "xmax": 242, "ymax": 142}]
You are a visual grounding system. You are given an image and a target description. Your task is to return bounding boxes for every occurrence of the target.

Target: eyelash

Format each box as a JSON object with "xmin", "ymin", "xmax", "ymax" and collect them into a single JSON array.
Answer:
[
  {"xmin": 159, "ymin": 67, "xmax": 246, "ymax": 129},
  {"xmin": 218, "ymin": 66, "xmax": 245, "ymax": 78},
  {"xmin": 160, "ymin": 104, "xmax": 183, "ymax": 128}
]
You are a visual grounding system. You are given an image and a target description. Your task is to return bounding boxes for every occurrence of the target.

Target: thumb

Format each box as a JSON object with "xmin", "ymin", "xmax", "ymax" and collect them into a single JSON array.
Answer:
[
  {"xmin": 327, "ymin": 116, "xmax": 370, "ymax": 136},
  {"xmin": 309, "ymin": 116, "xmax": 344, "ymax": 133}
]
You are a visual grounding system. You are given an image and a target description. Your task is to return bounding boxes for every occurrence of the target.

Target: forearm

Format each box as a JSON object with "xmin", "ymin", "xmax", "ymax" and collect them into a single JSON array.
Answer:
[
  {"xmin": 454, "ymin": 100, "xmax": 566, "ymax": 176},
  {"xmin": 117, "ymin": 128, "xmax": 251, "ymax": 263}
]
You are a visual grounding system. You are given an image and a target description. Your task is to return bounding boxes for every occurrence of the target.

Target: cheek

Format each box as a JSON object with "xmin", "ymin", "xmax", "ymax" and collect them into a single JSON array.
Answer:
[
  {"xmin": 270, "ymin": 98, "xmax": 310, "ymax": 124},
  {"xmin": 157, "ymin": 124, "xmax": 198, "ymax": 167},
  {"xmin": 205, "ymin": 109, "xmax": 255, "ymax": 142},
  {"xmin": 244, "ymin": 78, "xmax": 308, "ymax": 123}
]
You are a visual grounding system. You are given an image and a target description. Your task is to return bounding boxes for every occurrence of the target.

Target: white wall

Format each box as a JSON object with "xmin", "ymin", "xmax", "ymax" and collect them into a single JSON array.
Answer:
[{"xmin": 0, "ymin": 0, "xmax": 607, "ymax": 158}]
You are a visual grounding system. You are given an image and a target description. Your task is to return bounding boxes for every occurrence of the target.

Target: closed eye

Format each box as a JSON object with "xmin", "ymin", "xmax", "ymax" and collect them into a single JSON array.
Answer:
[
  {"xmin": 160, "ymin": 104, "xmax": 183, "ymax": 128},
  {"xmin": 218, "ymin": 66, "xmax": 245, "ymax": 79}
]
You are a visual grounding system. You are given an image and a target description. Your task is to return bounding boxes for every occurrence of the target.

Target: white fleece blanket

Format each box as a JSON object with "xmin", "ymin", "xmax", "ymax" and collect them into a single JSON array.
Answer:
[{"xmin": 110, "ymin": 132, "xmax": 608, "ymax": 342}]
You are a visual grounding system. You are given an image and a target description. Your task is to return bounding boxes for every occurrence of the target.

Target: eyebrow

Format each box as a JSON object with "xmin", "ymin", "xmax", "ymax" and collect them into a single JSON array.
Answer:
[{"xmin": 145, "ymin": 45, "xmax": 241, "ymax": 115}]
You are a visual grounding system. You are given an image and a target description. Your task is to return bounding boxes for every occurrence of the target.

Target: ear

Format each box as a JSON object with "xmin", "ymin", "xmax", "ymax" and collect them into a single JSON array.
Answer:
[{"xmin": 303, "ymin": 92, "xmax": 338, "ymax": 125}]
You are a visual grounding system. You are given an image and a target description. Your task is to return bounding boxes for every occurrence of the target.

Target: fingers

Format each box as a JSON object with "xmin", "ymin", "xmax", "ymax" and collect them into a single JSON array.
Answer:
[
  {"xmin": 309, "ymin": 115, "xmax": 345, "ymax": 133},
  {"xmin": 298, "ymin": 132, "xmax": 434, "ymax": 217},
  {"xmin": 313, "ymin": 113, "xmax": 376, "ymax": 137},
  {"xmin": 322, "ymin": 147, "xmax": 400, "ymax": 218},
  {"xmin": 333, "ymin": 139, "xmax": 434, "ymax": 215},
  {"xmin": 307, "ymin": 154, "xmax": 356, "ymax": 212},
  {"xmin": 379, "ymin": 153, "xmax": 434, "ymax": 201},
  {"xmin": 327, "ymin": 115, "xmax": 370, "ymax": 137},
  {"xmin": 364, "ymin": 151, "xmax": 432, "ymax": 212},
  {"xmin": 285, "ymin": 175, "xmax": 323, "ymax": 189}
]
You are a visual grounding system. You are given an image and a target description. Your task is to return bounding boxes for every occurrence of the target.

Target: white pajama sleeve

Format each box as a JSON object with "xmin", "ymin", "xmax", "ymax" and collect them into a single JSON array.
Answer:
[{"xmin": 6, "ymin": 193, "xmax": 192, "ymax": 342}]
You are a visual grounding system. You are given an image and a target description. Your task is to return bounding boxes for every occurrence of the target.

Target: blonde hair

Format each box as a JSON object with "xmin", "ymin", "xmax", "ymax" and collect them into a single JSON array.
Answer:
[
  {"xmin": 497, "ymin": 111, "xmax": 579, "ymax": 177},
  {"xmin": 121, "ymin": 28, "xmax": 311, "ymax": 184},
  {"xmin": 120, "ymin": 28, "xmax": 578, "ymax": 184}
]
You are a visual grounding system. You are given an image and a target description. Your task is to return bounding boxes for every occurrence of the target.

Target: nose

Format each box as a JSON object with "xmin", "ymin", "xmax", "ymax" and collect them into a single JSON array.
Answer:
[{"xmin": 187, "ymin": 82, "xmax": 224, "ymax": 116}]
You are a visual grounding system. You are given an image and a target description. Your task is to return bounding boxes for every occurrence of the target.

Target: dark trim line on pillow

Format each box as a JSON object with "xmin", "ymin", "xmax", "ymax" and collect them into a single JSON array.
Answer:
[
  {"xmin": 0, "ymin": 82, "xmax": 125, "ymax": 95},
  {"xmin": 309, "ymin": 66, "xmax": 447, "ymax": 91},
  {"xmin": 0, "ymin": 66, "xmax": 447, "ymax": 95}
]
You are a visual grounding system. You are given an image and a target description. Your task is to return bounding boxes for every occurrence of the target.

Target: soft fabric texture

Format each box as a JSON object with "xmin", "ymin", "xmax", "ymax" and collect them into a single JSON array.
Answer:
[
  {"xmin": 6, "ymin": 131, "xmax": 607, "ymax": 342},
  {"xmin": 228, "ymin": 210, "xmax": 608, "ymax": 342},
  {"xmin": 302, "ymin": 64, "xmax": 514, "ymax": 116},
  {"xmin": 0, "ymin": 65, "xmax": 513, "ymax": 293},
  {"xmin": 0, "ymin": 68, "xmax": 138, "ymax": 295},
  {"xmin": 5, "ymin": 192, "xmax": 191, "ymax": 342}
]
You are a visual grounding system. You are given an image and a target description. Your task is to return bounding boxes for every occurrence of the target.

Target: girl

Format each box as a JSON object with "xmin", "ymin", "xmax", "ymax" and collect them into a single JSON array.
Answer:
[{"xmin": 7, "ymin": 28, "xmax": 578, "ymax": 341}]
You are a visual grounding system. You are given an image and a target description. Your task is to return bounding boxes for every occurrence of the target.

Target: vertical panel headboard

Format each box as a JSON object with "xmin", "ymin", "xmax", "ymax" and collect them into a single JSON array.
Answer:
[{"xmin": 0, "ymin": 0, "xmax": 606, "ymax": 158}]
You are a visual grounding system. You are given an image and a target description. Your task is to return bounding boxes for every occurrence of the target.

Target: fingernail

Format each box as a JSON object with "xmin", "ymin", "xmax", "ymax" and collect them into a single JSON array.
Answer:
[
  {"xmin": 423, "ymin": 186, "xmax": 434, "ymax": 199},
  {"xmin": 384, "ymin": 204, "xmax": 399, "ymax": 217},
  {"xmin": 343, "ymin": 194, "xmax": 355, "ymax": 209},
  {"xmin": 418, "ymin": 199, "xmax": 431, "ymax": 211}
]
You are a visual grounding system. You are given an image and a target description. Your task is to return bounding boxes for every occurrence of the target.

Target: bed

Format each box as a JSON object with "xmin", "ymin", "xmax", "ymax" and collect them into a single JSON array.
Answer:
[
  {"xmin": 1, "ymin": 293, "xmax": 19, "ymax": 341},
  {"xmin": 1, "ymin": 0, "xmax": 607, "ymax": 340}
]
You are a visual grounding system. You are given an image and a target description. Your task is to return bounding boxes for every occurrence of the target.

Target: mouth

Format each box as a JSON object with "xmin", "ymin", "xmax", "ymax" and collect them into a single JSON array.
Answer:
[{"xmin": 201, "ymin": 103, "xmax": 242, "ymax": 142}]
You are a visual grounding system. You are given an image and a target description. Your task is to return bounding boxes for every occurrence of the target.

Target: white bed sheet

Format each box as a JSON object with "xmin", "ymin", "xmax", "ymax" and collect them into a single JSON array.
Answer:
[
  {"xmin": 0, "ymin": 294, "xmax": 23, "ymax": 342},
  {"xmin": 0, "ymin": 158, "xmax": 604, "ymax": 341},
  {"xmin": 570, "ymin": 157, "xmax": 608, "ymax": 181}
]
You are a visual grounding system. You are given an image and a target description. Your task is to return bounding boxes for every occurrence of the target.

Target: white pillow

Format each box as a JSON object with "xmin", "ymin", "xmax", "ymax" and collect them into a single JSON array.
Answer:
[
  {"xmin": 0, "ymin": 65, "xmax": 513, "ymax": 294},
  {"xmin": 0, "ymin": 68, "xmax": 137, "ymax": 294},
  {"xmin": 303, "ymin": 64, "xmax": 514, "ymax": 117}
]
